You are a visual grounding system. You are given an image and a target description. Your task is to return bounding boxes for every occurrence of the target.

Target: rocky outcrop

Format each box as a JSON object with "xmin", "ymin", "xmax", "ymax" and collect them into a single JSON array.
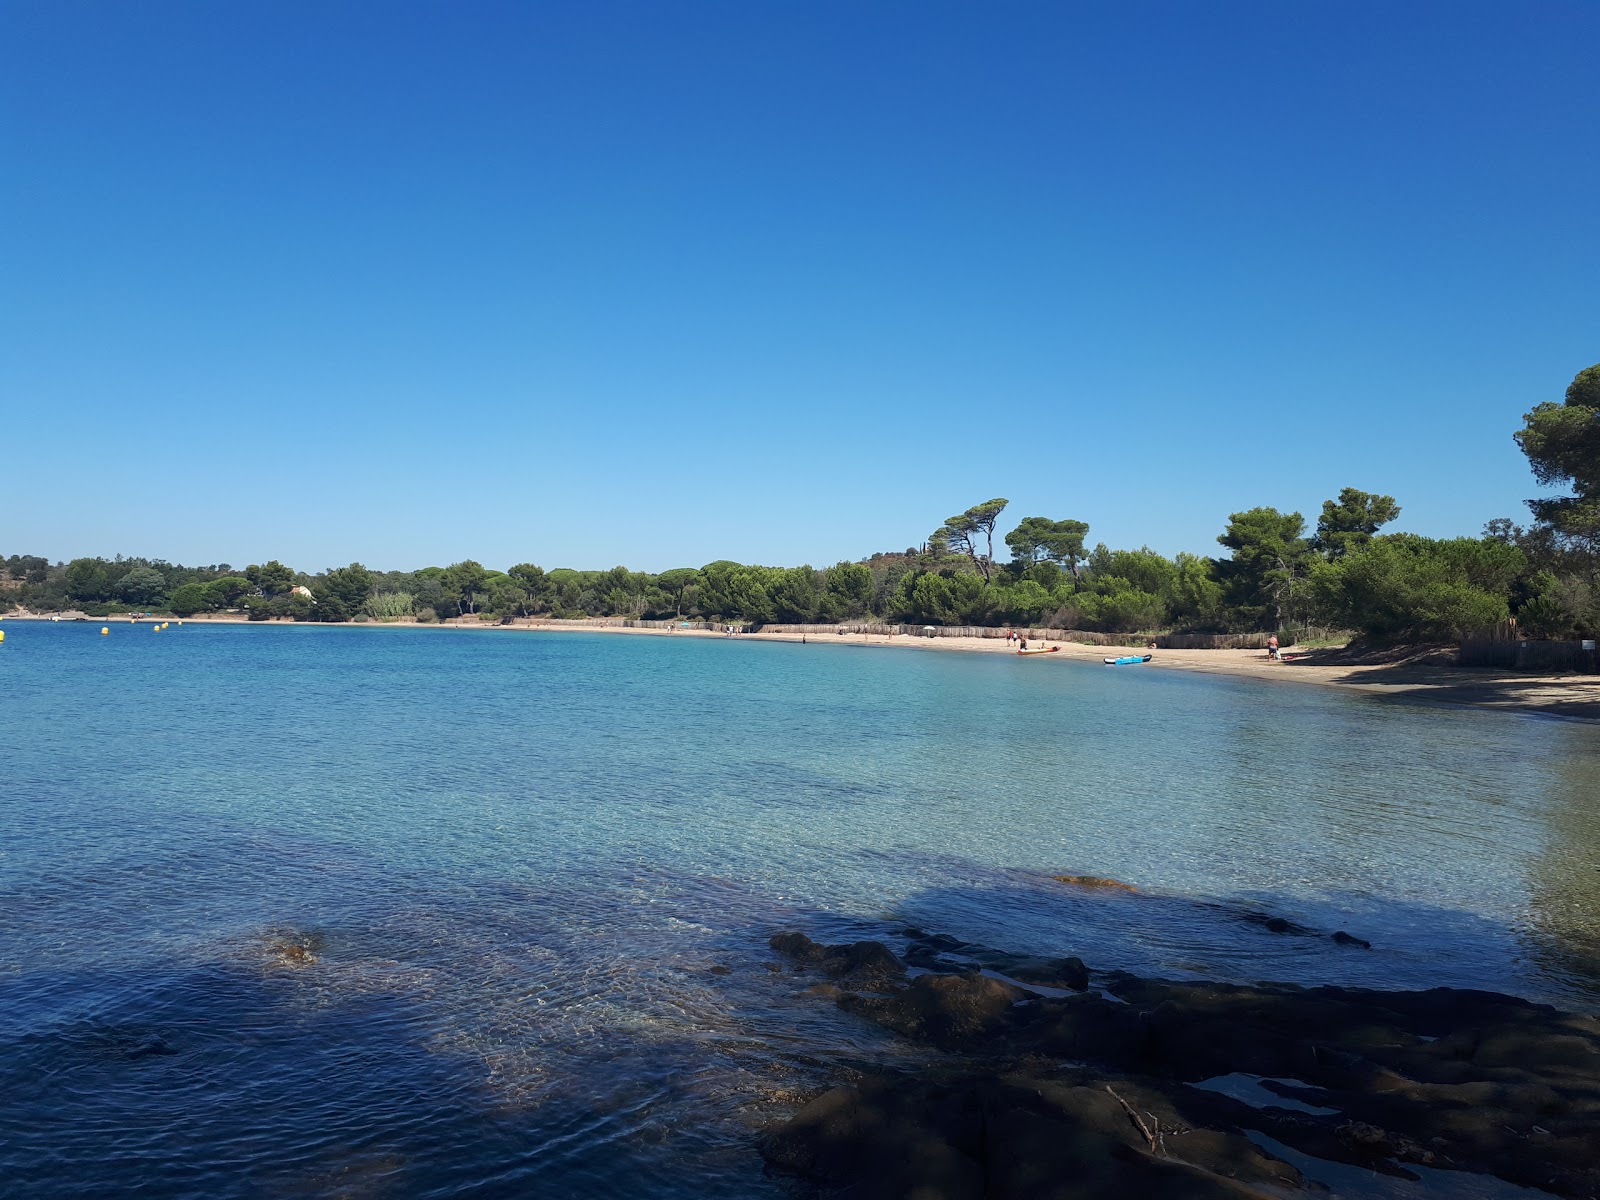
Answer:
[
  {"xmin": 899, "ymin": 928, "xmax": 1090, "ymax": 991},
  {"xmin": 768, "ymin": 931, "xmax": 906, "ymax": 990},
  {"xmin": 762, "ymin": 1071, "xmax": 1305, "ymax": 1200},
  {"xmin": 839, "ymin": 973, "xmax": 1025, "ymax": 1048},
  {"xmin": 762, "ymin": 930, "xmax": 1600, "ymax": 1199}
]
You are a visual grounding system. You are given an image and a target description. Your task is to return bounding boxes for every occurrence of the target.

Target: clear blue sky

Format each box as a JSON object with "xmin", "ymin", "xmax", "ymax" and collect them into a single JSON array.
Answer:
[{"xmin": 3, "ymin": 2, "xmax": 1596, "ymax": 572}]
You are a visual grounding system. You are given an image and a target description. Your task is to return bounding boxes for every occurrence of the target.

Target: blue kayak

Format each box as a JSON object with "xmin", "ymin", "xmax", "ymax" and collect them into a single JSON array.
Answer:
[{"xmin": 1104, "ymin": 654, "xmax": 1153, "ymax": 665}]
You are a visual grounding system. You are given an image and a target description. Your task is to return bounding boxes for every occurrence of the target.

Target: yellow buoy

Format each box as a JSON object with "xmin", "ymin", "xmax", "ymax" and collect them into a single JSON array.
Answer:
[
  {"xmin": 177, "ymin": 620, "xmax": 183, "ymax": 626},
  {"xmin": 101, "ymin": 627, "xmax": 109, "ymax": 635},
  {"xmin": 0, "ymin": 630, "xmax": 6, "ymax": 642}
]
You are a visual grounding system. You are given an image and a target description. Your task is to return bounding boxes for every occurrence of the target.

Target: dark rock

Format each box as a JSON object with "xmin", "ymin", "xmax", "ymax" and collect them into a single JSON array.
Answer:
[
  {"xmin": 840, "ymin": 973, "xmax": 1024, "ymax": 1048},
  {"xmin": 1058, "ymin": 956, "xmax": 1091, "ymax": 991},
  {"xmin": 968, "ymin": 951, "xmax": 1092, "ymax": 992},
  {"xmin": 762, "ymin": 1070, "xmax": 1310, "ymax": 1199},
  {"xmin": 1471, "ymin": 1030, "xmax": 1600, "ymax": 1073},
  {"xmin": 1332, "ymin": 930, "xmax": 1372, "ymax": 949},
  {"xmin": 1235, "ymin": 909, "xmax": 1313, "ymax": 936},
  {"xmin": 759, "ymin": 1078, "xmax": 985, "ymax": 1198},
  {"xmin": 1005, "ymin": 954, "xmax": 1089, "ymax": 992},
  {"xmin": 768, "ymin": 931, "xmax": 906, "ymax": 987},
  {"xmin": 776, "ymin": 931, "xmax": 1600, "ymax": 1199},
  {"xmin": 1028, "ymin": 992, "xmax": 1150, "ymax": 1065},
  {"xmin": 903, "ymin": 943, "xmax": 958, "ymax": 970},
  {"xmin": 769, "ymin": 930, "xmax": 827, "ymax": 962},
  {"xmin": 906, "ymin": 930, "xmax": 1092, "ymax": 992}
]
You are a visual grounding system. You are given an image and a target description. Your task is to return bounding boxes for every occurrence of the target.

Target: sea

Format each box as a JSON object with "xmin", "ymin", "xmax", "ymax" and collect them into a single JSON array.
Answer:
[{"xmin": 2, "ymin": 621, "xmax": 1596, "ymax": 1197}]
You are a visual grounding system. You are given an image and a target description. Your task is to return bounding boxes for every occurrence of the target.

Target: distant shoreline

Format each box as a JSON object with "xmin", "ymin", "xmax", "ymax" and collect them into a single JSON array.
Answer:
[{"xmin": 8, "ymin": 610, "xmax": 1599, "ymax": 722}]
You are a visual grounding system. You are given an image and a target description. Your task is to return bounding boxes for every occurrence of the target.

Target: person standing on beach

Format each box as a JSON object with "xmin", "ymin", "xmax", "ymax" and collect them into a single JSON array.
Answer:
[{"xmin": 1267, "ymin": 633, "xmax": 1280, "ymax": 661}]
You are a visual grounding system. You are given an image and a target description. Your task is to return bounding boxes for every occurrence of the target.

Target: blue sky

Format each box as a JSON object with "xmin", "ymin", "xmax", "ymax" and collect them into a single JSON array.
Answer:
[{"xmin": 3, "ymin": 2, "xmax": 1596, "ymax": 572}]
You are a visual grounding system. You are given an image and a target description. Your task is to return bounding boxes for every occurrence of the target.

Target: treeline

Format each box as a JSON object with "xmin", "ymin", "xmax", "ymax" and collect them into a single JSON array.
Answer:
[{"xmin": 6, "ymin": 364, "xmax": 1598, "ymax": 643}]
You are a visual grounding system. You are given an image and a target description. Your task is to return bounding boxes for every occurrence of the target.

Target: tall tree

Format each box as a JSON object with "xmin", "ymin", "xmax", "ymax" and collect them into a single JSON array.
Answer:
[
  {"xmin": 821, "ymin": 561, "xmax": 871, "ymax": 617},
  {"xmin": 166, "ymin": 582, "xmax": 214, "ymax": 617},
  {"xmin": 507, "ymin": 563, "xmax": 549, "ymax": 615},
  {"xmin": 116, "ymin": 566, "xmax": 168, "ymax": 605},
  {"xmin": 1005, "ymin": 516, "xmax": 1090, "ymax": 576},
  {"xmin": 656, "ymin": 568, "xmax": 700, "ymax": 617},
  {"xmin": 64, "ymin": 558, "xmax": 112, "ymax": 602},
  {"xmin": 935, "ymin": 498, "xmax": 1008, "ymax": 582},
  {"xmin": 315, "ymin": 563, "xmax": 374, "ymax": 620},
  {"xmin": 1514, "ymin": 363, "xmax": 1600, "ymax": 544},
  {"xmin": 1215, "ymin": 508, "xmax": 1311, "ymax": 629},
  {"xmin": 203, "ymin": 576, "xmax": 252, "ymax": 607},
  {"xmin": 246, "ymin": 560, "xmax": 296, "ymax": 597},
  {"xmin": 1313, "ymin": 488, "xmax": 1401, "ymax": 558},
  {"xmin": 442, "ymin": 560, "xmax": 489, "ymax": 615}
]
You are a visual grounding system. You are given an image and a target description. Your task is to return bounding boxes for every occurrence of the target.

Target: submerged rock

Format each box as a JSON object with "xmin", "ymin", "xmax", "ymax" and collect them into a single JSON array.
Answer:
[
  {"xmin": 262, "ymin": 929, "xmax": 325, "ymax": 968},
  {"xmin": 768, "ymin": 931, "xmax": 905, "ymax": 988},
  {"xmin": 994, "ymin": 954, "xmax": 1091, "ymax": 993},
  {"xmin": 900, "ymin": 929, "xmax": 1091, "ymax": 992},
  {"xmin": 125, "ymin": 1033, "xmax": 177, "ymax": 1060},
  {"xmin": 1050, "ymin": 874, "xmax": 1139, "ymax": 893},
  {"xmin": 1235, "ymin": 909, "xmax": 1314, "ymax": 936}
]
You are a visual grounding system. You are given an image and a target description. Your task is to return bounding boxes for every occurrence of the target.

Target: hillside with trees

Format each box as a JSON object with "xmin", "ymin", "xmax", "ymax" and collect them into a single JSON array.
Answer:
[{"xmin": 6, "ymin": 364, "xmax": 1596, "ymax": 645}]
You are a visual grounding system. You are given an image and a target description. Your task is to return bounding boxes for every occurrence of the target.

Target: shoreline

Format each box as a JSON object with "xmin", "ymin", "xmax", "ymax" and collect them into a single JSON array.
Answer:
[{"xmin": 10, "ymin": 610, "xmax": 1600, "ymax": 722}]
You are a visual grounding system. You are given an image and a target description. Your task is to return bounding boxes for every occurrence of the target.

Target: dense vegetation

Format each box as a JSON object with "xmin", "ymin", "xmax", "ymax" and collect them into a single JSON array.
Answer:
[{"xmin": 6, "ymin": 365, "xmax": 1598, "ymax": 643}]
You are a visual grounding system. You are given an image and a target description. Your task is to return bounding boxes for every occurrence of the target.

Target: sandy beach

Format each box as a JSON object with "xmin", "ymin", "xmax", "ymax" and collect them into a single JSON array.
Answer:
[
  {"xmin": 12, "ymin": 611, "xmax": 1599, "ymax": 721},
  {"xmin": 726, "ymin": 626, "xmax": 1600, "ymax": 722}
]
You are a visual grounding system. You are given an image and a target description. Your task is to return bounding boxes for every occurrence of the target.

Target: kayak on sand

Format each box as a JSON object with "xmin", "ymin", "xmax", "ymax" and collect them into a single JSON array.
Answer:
[
  {"xmin": 1016, "ymin": 646, "xmax": 1059, "ymax": 656},
  {"xmin": 1104, "ymin": 654, "xmax": 1153, "ymax": 665}
]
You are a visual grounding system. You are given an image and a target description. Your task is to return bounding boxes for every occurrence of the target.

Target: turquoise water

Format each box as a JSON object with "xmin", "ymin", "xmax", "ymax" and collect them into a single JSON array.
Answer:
[{"xmin": 2, "ymin": 622, "xmax": 1597, "ymax": 1197}]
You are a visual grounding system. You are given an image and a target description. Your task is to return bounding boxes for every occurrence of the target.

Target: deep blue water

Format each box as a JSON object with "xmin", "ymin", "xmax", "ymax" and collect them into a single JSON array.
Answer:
[{"xmin": 2, "ymin": 621, "xmax": 1597, "ymax": 1197}]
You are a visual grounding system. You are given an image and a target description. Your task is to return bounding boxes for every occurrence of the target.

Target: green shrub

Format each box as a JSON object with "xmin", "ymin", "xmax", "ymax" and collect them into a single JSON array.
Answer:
[
  {"xmin": 1310, "ymin": 535, "xmax": 1518, "ymax": 642},
  {"xmin": 167, "ymin": 582, "xmax": 214, "ymax": 618},
  {"xmin": 366, "ymin": 591, "xmax": 416, "ymax": 619}
]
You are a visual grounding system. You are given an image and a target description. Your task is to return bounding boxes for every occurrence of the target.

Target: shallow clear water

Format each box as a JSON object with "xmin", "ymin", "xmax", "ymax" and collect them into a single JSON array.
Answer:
[{"xmin": 2, "ymin": 622, "xmax": 1597, "ymax": 1197}]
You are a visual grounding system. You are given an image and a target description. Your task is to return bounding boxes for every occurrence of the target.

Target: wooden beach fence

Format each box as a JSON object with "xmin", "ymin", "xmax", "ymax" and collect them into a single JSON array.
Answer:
[
  {"xmin": 743, "ymin": 624, "xmax": 1288, "ymax": 648},
  {"xmin": 521, "ymin": 617, "xmax": 1321, "ymax": 650},
  {"xmin": 1458, "ymin": 637, "xmax": 1598, "ymax": 673}
]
